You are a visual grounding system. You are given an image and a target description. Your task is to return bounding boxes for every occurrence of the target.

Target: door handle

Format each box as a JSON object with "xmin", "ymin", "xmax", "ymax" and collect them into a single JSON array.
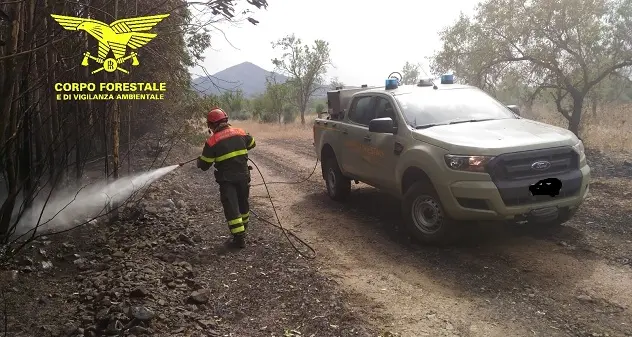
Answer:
[
  {"xmin": 342, "ymin": 129, "xmax": 348, "ymax": 135},
  {"xmin": 363, "ymin": 136, "xmax": 371, "ymax": 142},
  {"xmin": 394, "ymin": 142, "xmax": 403, "ymax": 155}
]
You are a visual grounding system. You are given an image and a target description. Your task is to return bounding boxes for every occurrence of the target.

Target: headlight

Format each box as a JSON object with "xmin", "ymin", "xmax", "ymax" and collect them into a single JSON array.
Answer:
[
  {"xmin": 444, "ymin": 155, "xmax": 494, "ymax": 172},
  {"xmin": 572, "ymin": 140, "xmax": 585, "ymax": 156}
]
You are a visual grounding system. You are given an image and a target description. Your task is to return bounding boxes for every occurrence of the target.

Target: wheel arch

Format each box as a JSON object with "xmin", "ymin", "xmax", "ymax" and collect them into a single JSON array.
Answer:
[
  {"xmin": 320, "ymin": 143, "xmax": 337, "ymax": 177},
  {"xmin": 401, "ymin": 166, "xmax": 435, "ymax": 196}
]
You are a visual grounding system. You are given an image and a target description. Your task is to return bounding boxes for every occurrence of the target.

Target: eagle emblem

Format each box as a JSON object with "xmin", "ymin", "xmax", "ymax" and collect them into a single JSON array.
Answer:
[{"xmin": 50, "ymin": 14, "xmax": 169, "ymax": 74}]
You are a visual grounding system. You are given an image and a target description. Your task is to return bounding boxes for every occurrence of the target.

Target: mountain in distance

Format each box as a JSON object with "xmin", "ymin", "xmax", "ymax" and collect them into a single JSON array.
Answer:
[
  {"xmin": 191, "ymin": 62, "xmax": 287, "ymax": 98},
  {"xmin": 191, "ymin": 61, "xmax": 328, "ymax": 98}
]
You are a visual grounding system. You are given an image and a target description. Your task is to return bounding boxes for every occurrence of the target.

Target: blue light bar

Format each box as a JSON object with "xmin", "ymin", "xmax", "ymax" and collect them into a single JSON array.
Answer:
[
  {"xmin": 385, "ymin": 78, "xmax": 399, "ymax": 90},
  {"xmin": 440, "ymin": 74, "xmax": 454, "ymax": 84}
]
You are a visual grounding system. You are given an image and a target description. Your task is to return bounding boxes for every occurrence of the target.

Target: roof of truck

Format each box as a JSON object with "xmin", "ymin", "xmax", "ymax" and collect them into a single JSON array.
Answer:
[{"xmin": 355, "ymin": 83, "xmax": 474, "ymax": 96}]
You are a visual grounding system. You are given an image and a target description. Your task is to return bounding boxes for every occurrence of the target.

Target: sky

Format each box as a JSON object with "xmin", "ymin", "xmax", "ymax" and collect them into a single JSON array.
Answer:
[{"xmin": 189, "ymin": 0, "xmax": 481, "ymax": 87}]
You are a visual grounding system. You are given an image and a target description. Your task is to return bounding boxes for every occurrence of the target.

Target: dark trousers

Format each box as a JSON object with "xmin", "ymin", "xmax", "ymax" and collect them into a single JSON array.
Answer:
[{"xmin": 218, "ymin": 180, "xmax": 250, "ymax": 237}]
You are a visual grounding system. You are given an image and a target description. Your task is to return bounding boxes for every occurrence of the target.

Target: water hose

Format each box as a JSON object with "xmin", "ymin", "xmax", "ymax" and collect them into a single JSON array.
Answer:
[
  {"xmin": 176, "ymin": 155, "xmax": 316, "ymax": 259},
  {"xmin": 247, "ymin": 157, "xmax": 316, "ymax": 259},
  {"xmin": 179, "ymin": 157, "xmax": 199, "ymax": 166}
]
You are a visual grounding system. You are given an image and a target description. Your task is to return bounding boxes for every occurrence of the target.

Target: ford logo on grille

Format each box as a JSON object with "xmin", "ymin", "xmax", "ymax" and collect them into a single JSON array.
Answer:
[{"xmin": 531, "ymin": 160, "xmax": 551, "ymax": 171}]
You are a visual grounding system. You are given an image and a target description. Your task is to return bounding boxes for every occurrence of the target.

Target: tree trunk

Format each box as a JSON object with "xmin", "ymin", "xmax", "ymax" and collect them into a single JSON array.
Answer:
[
  {"xmin": 109, "ymin": 0, "xmax": 121, "ymax": 220},
  {"xmin": 0, "ymin": 3, "xmax": 22, "ymax": 238},
  {"xmin": 0, "ymin": 83, "xmax": 19, "ymax": 238},
  {"xmin": 19, "ymin": 64, "xmax": 32, "ymax": 210},
  {"xmin": 44, "ymin": 7, "xmax": 57, "ymax": 181},
  {"xmin": 128, "ymin": 102, "xmax": 132, "ymax": 174},
  {"xmin": 74, "ymin": 101, "xmax": 82, "ymax": 181},
  {"xmin": 300, "ymin": 98, "xmax": 307, "ymax": 125},
  {"xmin": 569, "ymin": 97, "xmax": 584, "ymax": 137}
]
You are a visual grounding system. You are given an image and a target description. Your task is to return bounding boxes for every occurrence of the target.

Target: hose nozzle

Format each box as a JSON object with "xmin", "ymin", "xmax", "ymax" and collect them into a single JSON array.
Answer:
[{"xmin": 178, "ymin": 157, "xmax": 199, "ymax": 167}]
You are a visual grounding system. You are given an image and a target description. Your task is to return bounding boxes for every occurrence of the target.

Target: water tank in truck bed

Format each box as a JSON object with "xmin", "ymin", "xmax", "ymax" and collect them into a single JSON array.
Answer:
[{"xmin": 327, "ymin": 86, "xmax": 372, "ymax": 119}]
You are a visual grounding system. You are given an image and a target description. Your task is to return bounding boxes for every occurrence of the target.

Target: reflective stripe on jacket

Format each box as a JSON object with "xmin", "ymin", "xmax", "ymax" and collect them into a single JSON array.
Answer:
[{"xmin": 198, "ymin": 125, "xmax": 256, "ymax": 182}]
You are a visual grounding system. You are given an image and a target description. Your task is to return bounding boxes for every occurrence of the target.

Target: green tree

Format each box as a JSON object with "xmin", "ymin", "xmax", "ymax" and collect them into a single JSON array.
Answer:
[
  {"xmin": 329, "ymin": 77, "xmax": 345, "ymax": 89},
  {"xmin": 263, "ymin": 74, "xmax": 290, "ymax": 123},
  {"xmin": 251, "ymin": 94, "xmax": 267, "ymax": 120},
  {"xmin": 431, "ymin": 0, "xmax": 632, "ymax": 136},
  {"xmin": 219, "ymin": 89, "xmax": 245, "ymax": 113},
  {"xmin": 315, "ymin": 102, "xmax": 326, "ymax": 114},
  {"xmin": 401, "ymin": 62, "xmax": 422, "ymax": 85},
  {"xmin": 282, "ymin": 105, "xmax": 298, "ymax": 123},
  {"xmin": 271, "ymin": 34, "xmax": 332, "ymax": 124}
]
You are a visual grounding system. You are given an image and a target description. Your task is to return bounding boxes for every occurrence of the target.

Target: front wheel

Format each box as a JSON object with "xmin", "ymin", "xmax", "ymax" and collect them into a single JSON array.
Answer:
[
  {"xmin": 402, "ymin": 181, "xmax": 459, "ymax": 245},
  {"xmin": 323, "ymin": 156, "xmax": 351, "ymax": 201}
]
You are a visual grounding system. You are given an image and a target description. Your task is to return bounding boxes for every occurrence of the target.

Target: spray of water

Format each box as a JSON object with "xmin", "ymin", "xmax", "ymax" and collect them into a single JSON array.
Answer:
[{"xmin": 13, "ymin": 164, "xmax": 180, "ymax": 237}]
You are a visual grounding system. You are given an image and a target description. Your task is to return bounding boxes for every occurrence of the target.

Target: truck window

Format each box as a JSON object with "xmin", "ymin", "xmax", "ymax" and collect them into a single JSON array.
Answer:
[
  {"xmin": 348, "ymin": 96, "xmax": 375, "ymax": 126},
  {"xmin": 394, "ymin": 87, "xmax": 517, "ymax": 127},
  {"xmin": 375, "ymin": 97, "xmax": 396, "ymax": 121}
]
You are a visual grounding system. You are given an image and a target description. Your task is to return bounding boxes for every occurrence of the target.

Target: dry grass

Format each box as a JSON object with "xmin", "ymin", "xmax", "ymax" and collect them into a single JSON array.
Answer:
[
  {"xmin": 233, "ymin": 115, "xmax": 316, "ymax": 141},
  {"xmin": 191, "ymin": 105, "xmax": 631, "ymax": 155},
  {"xmin": 525, "ymin": 103, "xmax": 632, "ymax": 154}
]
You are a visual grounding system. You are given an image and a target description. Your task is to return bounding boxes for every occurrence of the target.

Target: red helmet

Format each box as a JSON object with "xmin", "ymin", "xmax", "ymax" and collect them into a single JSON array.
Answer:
[{"xmin": 207, "ymin": 107, "xmax": 228, "ymax": 123}]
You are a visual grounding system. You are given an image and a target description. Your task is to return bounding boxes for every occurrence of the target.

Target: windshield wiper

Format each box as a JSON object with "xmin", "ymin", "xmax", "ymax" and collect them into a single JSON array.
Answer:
[
  {"xmin": 414, "ymin": 118, "xmax": 497, "ymax": 129},
  {"xmin": 448, "ymin": 118, "xmax": 496, "ymax": 125},
  {"xmin": 414, "ymin": 123, "xmax": 445, "ymax": 129}
]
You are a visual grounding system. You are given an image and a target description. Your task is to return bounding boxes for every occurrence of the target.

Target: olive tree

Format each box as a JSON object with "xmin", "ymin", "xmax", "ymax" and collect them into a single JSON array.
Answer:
[
  {"xmin": 431, "ymin": 0, "xmax": 632, "ymax": 136},
  {"xmin": 271, "ymin": 34, "xmax": 332, "ymax": 124}
]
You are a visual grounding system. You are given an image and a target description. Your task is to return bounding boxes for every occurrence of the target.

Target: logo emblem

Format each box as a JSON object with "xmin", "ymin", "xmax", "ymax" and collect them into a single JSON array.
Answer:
[
  {"xmin": 50, "ymin": 13, "xmax": 169, "ymax": 75},
  {"xmin": 531, "ymin": 160, "xmax": 551, "ymax": 171}
]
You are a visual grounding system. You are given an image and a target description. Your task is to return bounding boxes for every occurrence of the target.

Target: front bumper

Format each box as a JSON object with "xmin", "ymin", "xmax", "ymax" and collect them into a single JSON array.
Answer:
[{"xmin": 437, "ymin": 164, "xmax": 591, "ymax": 222}]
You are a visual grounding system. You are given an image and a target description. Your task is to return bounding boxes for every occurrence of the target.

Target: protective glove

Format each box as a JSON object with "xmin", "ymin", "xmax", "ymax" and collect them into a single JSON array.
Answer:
[{"xmin": 196, "ymin": 156, "xmax": 211, "ymax": 171}]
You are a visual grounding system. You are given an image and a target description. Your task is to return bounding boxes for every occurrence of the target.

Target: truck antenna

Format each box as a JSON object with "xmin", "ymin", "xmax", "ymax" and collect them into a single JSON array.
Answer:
[{"xmin": 418, "ymin": 63, "xmax": 438, "ymax": 90}]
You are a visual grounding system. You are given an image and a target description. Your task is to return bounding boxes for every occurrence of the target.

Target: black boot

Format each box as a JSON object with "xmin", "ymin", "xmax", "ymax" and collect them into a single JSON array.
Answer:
[{"xmin": 232, "ymin": 234, "xmax": 246, "ymax": 249}]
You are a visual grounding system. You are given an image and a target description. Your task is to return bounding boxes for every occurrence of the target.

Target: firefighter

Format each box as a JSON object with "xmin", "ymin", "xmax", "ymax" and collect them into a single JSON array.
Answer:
[{"xmin": 197, "ymin": 107, "xmax": 256, "ymax": 248}]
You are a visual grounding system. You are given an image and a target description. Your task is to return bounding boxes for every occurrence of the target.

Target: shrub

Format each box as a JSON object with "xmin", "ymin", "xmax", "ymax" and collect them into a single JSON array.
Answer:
[
  {"xmin": 259, "ymin": 111, "xmax": 277, "ymax": 123},
  {"xmin": 315, "ymin": 103, "xmax": 325, "ymax": 113},
  {"xmin": 283, "ymin": 106, "xmax": 297, "ymax": 124},
  {"xmin": 231, "ymin": 110, "xmax": 251, "ymax": 120}
]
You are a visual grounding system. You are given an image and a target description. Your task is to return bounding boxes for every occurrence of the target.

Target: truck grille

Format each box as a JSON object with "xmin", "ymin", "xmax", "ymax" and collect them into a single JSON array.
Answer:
[
  {"xmin": 487, "ymin": 147, "xmax": 578, "ymax": 181},
  {"xmin": 487, "ymin": 147, "xmax": 582, "ymax": 207}
]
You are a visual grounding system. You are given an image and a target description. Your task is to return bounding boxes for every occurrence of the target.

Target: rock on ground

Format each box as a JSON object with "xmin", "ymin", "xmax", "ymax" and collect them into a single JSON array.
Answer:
[{"xmin": 0, "ymin": 144, "xmax": 378, "ymax": 337}]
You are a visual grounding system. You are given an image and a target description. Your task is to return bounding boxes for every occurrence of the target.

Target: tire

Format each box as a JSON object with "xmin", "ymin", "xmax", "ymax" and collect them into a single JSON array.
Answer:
[
  {"xmin": 323, "ymin": 155, "xmax": 351, "ymax": 201},
  {"xmin": 401, "ymin": 181, "xmax": 459, "ymax": 245}
]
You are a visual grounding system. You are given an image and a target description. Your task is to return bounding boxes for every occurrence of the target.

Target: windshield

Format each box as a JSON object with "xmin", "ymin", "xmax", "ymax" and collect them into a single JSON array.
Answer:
[{"xmin": 394, "ymin": 87, "xmax": 517, "ymax": 127}]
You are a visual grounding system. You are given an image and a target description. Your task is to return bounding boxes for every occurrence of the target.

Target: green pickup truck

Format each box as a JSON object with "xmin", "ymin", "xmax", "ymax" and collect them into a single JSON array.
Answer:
[{"xmin": 313, "ymin": 74, "xmax": 591, "ymax": 244}]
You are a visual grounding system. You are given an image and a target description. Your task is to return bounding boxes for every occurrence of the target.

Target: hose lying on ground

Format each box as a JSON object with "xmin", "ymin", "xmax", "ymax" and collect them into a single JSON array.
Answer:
[
  {"xmin": 178, "ymin": 156, "xmax": 317, "ymax": 259},
  {"xmin": 250, "ymin": 158, "xmax": 319, "ymax": 187},
  {"xmin": 247, "ymin": 157, "xmax": 316, "ymax": 260}
]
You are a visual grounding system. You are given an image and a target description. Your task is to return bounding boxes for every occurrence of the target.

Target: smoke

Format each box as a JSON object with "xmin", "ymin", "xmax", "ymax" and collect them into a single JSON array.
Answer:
[{"xmin": 13, "ymin": 165, "xmax": 180, "ymax": 237}]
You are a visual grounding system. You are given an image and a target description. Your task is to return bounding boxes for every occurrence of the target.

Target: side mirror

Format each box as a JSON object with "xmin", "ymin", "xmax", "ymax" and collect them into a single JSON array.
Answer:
[
  {"xmin": 369, "ymin": 117, "xmax": 396, "ymax": 134},
  {"xmin": 507, "ymin": 105, "xmax": 520, "ymax": 116}
]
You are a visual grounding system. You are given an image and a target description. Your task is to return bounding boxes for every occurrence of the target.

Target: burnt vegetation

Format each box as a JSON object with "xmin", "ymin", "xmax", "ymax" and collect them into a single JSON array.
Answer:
[{"xmin": 0, "ymin": 0, "xmax": 267, "ymax": 256}]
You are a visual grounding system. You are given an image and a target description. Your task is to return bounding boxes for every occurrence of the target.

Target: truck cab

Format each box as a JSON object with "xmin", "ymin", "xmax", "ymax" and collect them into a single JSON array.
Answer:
[{"xmin": 313, "ymin": 74, "xmax": 590, "ymax": 244}]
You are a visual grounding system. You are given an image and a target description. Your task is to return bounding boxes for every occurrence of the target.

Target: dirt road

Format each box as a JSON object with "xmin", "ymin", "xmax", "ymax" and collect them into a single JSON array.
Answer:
[{"xmin": 246, "ymin": 133, "xmax": 632, "ymax": 337}]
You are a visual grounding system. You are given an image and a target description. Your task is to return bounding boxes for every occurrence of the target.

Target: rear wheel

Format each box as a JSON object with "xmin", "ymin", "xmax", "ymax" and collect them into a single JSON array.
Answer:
[
  {"xmin": 402, "ymin": 181, "xmax": 459, "ymax": 245},
  {"xmin": 323, "ymin": 155, "xmax": 351, "ymax": 201}
]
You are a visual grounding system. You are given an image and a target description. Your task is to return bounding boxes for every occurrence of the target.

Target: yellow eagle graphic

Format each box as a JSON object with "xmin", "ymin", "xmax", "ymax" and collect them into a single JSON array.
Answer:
[{"xmin": 50, "ymin": 13, "xmax": 169, "ymax": 73}]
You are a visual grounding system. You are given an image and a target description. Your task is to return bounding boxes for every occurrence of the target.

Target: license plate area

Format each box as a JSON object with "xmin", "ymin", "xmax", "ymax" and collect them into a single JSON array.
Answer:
[
  {"xmin": 527, "ymin": 206, "xmax": 559, "ymax": 222},
  {"xmin": 530, "ymin": 206, "xmax": 558, "ymax": 216}
]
